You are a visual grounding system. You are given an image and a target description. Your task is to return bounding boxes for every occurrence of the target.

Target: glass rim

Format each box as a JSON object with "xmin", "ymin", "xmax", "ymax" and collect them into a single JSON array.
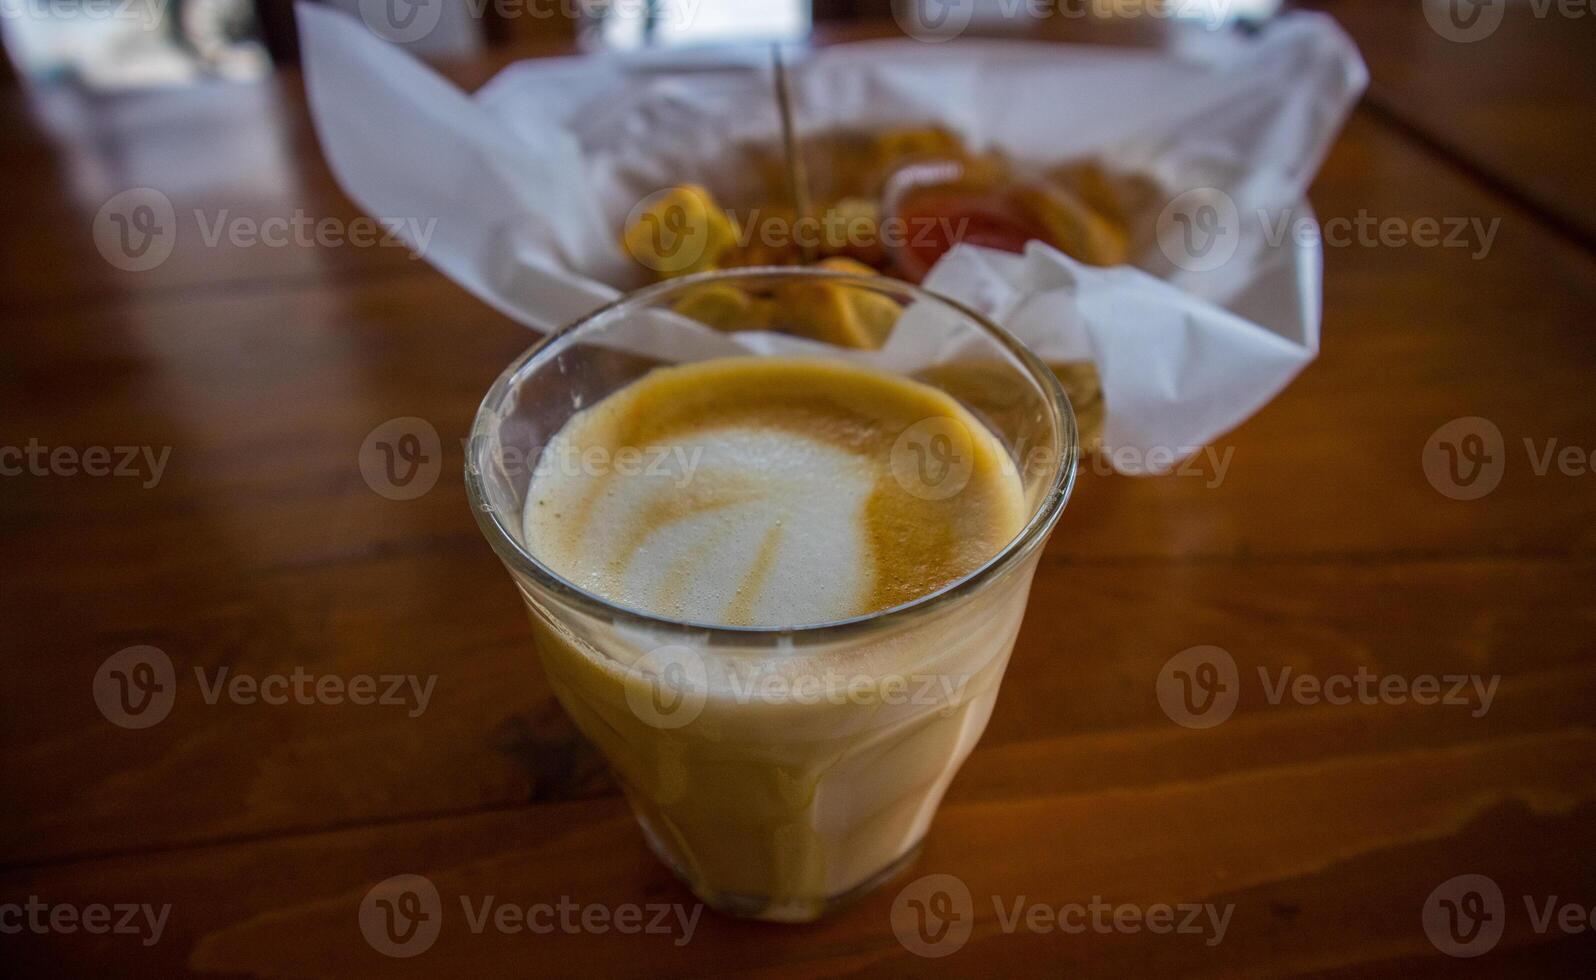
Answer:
[{"xmin": 465, "ymin": 266, "xmax": 1078, "ymax": 639}]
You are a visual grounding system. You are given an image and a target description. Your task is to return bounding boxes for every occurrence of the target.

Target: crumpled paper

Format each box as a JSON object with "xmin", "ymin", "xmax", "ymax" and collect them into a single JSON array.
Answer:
[{"xmin": 297, "ymin": 5, "xmax": 1365, "ymax": 472}]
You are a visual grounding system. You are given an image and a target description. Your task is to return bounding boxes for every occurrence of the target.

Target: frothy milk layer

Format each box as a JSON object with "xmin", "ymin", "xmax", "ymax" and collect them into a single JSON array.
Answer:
[{"xmin": 522, "ymin": 357, "xmax": 1027, "ymax": 627}]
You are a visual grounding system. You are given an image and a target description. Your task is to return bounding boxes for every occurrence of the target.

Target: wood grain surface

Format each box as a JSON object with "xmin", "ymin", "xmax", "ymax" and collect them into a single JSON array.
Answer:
[
  {"xmin": 2, "ymin": 12, "xmax": 1593, "ymax": 977},
  {"xmin": 1314, "ymin": 0, "xmax": 1596, "ymax": 249}
]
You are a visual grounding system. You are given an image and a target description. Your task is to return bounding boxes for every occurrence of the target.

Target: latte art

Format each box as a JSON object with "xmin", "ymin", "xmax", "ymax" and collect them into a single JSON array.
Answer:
[{"xmin": 522, "ymin": 357, "xmax": 1027, "ymax": 627}]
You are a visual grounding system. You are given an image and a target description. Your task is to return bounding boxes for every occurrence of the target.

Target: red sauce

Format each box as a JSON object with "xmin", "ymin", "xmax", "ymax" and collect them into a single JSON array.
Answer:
[{"xmin": 892, "ymin": 188, "xmax": 1046, "ymax": 283}]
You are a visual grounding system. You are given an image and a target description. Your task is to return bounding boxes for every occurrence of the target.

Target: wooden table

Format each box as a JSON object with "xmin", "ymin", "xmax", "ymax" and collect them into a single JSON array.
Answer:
[
  {"xmin": 3, "ymin": 13, "xmax": 1594, "ymax": 977},
  {"xmin": 1311, "ymin": 0, "xmax": 1596, "ymax": 249}
]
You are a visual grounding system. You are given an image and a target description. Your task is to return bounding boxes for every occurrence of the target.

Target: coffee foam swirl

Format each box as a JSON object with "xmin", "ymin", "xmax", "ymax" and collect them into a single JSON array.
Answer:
[{"xmin": 522, "ymin": 357, "xmax": 1027, "ymax": 628}]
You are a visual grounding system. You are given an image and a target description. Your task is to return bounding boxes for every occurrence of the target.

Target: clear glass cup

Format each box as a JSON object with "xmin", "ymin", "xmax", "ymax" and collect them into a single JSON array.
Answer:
[{"xmin": 466, "ymin": 268, "xmax": 1076, "ymax": 922}]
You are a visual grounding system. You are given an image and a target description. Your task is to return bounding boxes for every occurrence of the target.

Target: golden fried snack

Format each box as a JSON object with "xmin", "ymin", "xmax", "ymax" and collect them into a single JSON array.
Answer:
[
  {"xmin": 1048, "ymin": 361, "xmax": 1105, "ymax": 450},
  {"xmin": 1049, "ymin": 160, "xmax": 1160, "ymax": 229},
  {"xmin": 804, "ymin": 131, "xmax": 879, "ymax": 201},
  {"xmin": 671, "ymin": 282, "xmax": 754, "ymax": 330},
  {"xmin": 873, "ymin": 127, "xmax": 965, "ymax": 170},
  {"xmin": 622, "ymin": 184, "xmax": 736, "ymax": 277},
  {"xmin": 621, "ymin": 133, "xmax": 1151, "ymax": 290},
  {"xmin": 815, "ymin": 196, "xmax": 885, "ymax": 266},
  {"xmin": 776, "ymin": 257, "xmax": 901, "ymax": 349},
  {"xmin": 718, "ymin": 204, "xmax": 801, "ymax": 269},
  {"xmin": 1015, "ymin": 183, "xmax": 1129, "ymax": 267},
  {"xmin": 1073, "ymin": 392, "xmax": 1106, "ymax": 454},
  {"xmin": 791, "ymin": 127, "xmax": 969, "ymax": 203},
  {"xmin": 817, "ymin": 257, "xmax": 901, "ymax": 347},
  {"xmin": 671, "ymin": 282, "xmax": 783, "ymax": 333}
]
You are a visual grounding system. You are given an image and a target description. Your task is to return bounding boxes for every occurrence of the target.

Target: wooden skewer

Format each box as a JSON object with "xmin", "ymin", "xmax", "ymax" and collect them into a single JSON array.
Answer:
[{"xmin": 772, "ymin": 44, "xmax": 816, "ymax": 265}]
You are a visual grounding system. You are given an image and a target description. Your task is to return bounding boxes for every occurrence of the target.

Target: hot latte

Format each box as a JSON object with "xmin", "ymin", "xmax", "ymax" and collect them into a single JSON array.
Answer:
[{"xmin": 508, "ymin": 352, "xmax": 1054, "ymax": 920}]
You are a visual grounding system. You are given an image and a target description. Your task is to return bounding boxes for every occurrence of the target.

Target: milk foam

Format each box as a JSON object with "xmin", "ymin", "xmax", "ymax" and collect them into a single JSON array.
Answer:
[{"xmin": 522, "ymin": 357, "xmax": 1027, "ymax": 628}]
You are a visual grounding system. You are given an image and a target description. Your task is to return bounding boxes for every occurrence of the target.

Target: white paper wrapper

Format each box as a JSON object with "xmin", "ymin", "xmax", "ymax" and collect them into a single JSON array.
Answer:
[{"xmin": 297, "ymin": 5, "xmax": 1365, "ymax": 472}]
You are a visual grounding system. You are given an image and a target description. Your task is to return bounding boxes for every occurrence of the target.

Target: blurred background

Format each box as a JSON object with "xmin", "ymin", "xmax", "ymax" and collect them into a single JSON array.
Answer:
[{"xmin": 0, "ymin": 0, "xmax": 1287, "ymax": 89}]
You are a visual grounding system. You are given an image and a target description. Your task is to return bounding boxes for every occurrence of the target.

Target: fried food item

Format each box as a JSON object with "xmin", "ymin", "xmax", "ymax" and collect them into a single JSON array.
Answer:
[
  {"xmin": 619, "ymin": 133, "xmax": 1145, "ymax": 452},
  {"xmin": 718, "ymin": 203, "xmax": 802, "ymax": 269},
  {"xmin": 1049, "ymin": 361, "xmax": 1105, "ymax": 451},
  {"xmin": 872, "ymin": 127, "xmax": 965, "ymax": 170},
  {"xmin": 1047, "ymin": 160, "xmax": 1164, "ymax": 259},
  {"xmin": 666, "ymin": 257, "xmax": 898, "ymax": 349},
  {"xmin": 671, "ymin": 282, "xmax": 758, "ymax": 331},
  {"xmin": 712, "ymin": 194, "xmax": 888, "ymax": 271},
  {"xmin": 819, "ymin": 256, "xmax": 880, "ymax": 274},
  {"xmin": 814, "ymin": 196, "xmax": 885, "ymax": 266},
  {"xmin": 777, "ymin": 126, "xmax": 968, "ymax": 203},
  {"xmin": 621, "ymin": 133, "xmax": 1146, "ymax": 311},
  {"xmin": 1073, "ymin": 392, "xmax": 1106, "ymax": 454},
  {"xmin": 1048, "ymin": 160, "xmax": 1160, "ymax": 230},
  {"xmin": 1015, "ymin": 182, "xmax": 1129, "ymax": 267},
  {"xmin": 776, "ymin": 257, "xmax": 900, "ymax": 349},
  {"xmin": 622, "ymin": 184, "xmax": 737, "ymax": 277},
  {"xmin": 673, "ymin": 285, "xmax": 784, "ymax": 334}
]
